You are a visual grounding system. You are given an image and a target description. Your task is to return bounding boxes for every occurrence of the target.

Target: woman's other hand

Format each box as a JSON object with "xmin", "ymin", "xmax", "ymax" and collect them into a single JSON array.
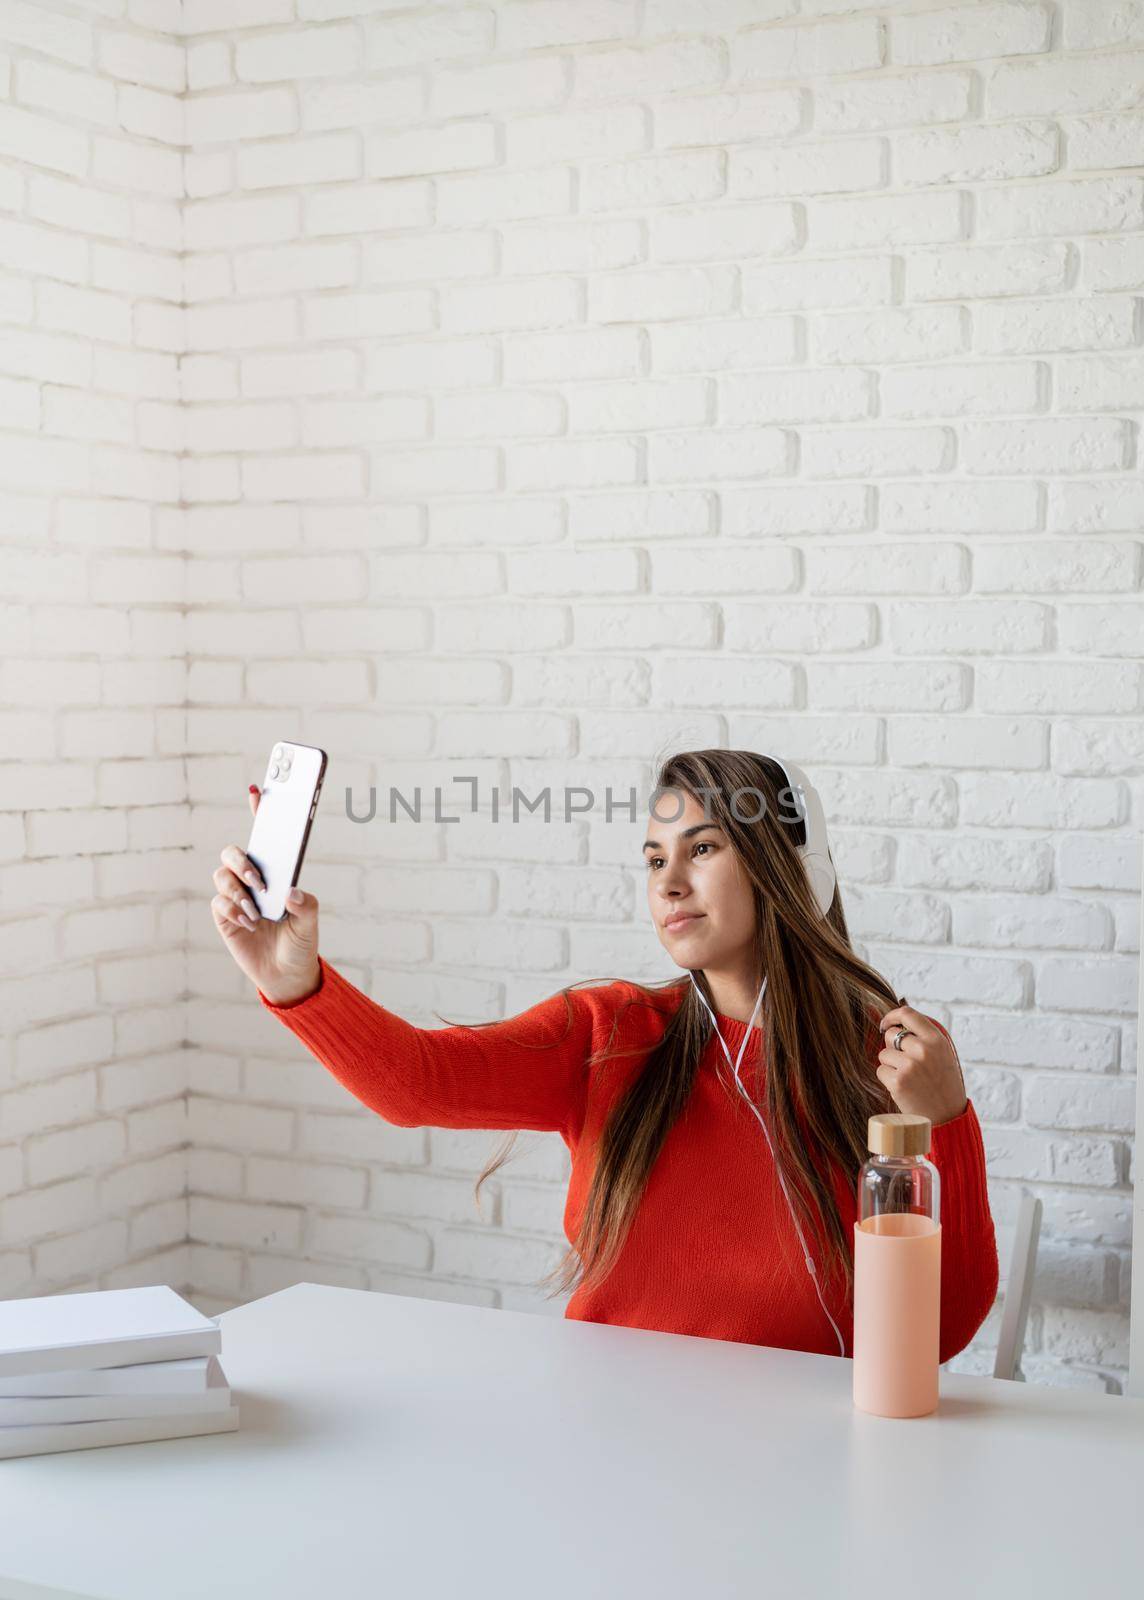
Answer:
[
  {"xmin": 875, "ymin": 1002, "xmax": 968, "ymax": 1127},
  {"xmin": 210, "ymin": 785, "xmax": 322, "ymax": 1006}
]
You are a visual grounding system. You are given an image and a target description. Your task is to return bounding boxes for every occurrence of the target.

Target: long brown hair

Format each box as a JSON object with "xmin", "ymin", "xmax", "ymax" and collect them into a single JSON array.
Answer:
[{"xmin": 436, "ymin": 749, "xmax": 899, "ymax": 1309}]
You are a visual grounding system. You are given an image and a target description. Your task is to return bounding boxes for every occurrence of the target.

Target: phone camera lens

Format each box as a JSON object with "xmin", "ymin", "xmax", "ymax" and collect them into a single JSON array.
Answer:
[
  {"xmin": 272, "ymin": 745, "xmax": 283, "ymax": 760},
  {"xmin": 269, "ymin": 762, "xmax": 280, "ymax": 779}
]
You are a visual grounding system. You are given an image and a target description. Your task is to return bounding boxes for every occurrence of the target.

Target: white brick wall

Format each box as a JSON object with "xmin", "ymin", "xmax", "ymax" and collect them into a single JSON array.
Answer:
[
  {"xmin": 0, "ymin": 0, "xmax": 190, "ymax": 1311},
  {"xmin": 1, "ymin": 0, "xmax": 1140, "ymax": 1394}
]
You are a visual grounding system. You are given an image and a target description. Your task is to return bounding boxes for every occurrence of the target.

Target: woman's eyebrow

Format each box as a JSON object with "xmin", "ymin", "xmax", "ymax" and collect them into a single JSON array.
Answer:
[{"xmin": 641, "ymin": 823, "xmax": 722, "ymax": 854}]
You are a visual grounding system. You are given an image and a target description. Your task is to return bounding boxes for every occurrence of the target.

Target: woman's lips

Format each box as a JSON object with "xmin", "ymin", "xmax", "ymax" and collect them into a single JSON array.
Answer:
[{"xmin": 664, "ymin": 913, "xmax": 704, "ymax": 933}]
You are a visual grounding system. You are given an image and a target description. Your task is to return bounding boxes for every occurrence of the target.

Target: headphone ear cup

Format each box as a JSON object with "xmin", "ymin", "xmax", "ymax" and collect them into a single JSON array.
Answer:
[{"xmin": 802, "ymin": 853, "xmax": 836, "ymax": 919}]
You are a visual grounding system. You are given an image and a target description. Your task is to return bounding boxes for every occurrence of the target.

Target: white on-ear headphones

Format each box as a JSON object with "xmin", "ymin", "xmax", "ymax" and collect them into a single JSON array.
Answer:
[
  {"xmin": 772, "ymin": 756, "xmax": 837, "ymax": 921},
  {"xmin": 685, "ymin": 755, "xmax": 847, "ymax": 1357}
]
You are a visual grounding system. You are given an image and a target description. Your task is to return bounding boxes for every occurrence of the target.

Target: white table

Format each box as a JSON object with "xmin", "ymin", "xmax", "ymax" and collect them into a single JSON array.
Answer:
[{"xmin": 1, "ymin": 1280, "xmax": 1142, "ymax": 1599}]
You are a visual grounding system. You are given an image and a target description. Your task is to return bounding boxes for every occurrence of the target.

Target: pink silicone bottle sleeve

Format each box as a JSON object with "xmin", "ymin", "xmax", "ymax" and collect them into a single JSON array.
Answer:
[{"xmin": 852, "ymin": 1214, "xmax": 941, "ymax": 1418}]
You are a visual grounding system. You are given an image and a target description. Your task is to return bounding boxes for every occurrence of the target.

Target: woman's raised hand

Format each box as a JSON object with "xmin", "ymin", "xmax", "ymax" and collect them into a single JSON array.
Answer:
[{"xmin": 210, "ymin": 785, "xmax": 322, "ymax": 1006}]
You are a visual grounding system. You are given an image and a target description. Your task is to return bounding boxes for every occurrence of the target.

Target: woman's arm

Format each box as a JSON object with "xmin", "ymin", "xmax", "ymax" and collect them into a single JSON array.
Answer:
[
  {"xmin": 929, "ymin": 1092, "xmax": 1001, "ymax": 1365},
  {"xmin": 925, "ymin": 1018, "xmax": 1000, "ymax": 1363},
  {"xmin": 862, "ymin": 1007, "xmax": 1000, "ymax": 1363},
  {"xmin": 258, "ymin": 955, "xmax": 598, "ymax": 1136}
]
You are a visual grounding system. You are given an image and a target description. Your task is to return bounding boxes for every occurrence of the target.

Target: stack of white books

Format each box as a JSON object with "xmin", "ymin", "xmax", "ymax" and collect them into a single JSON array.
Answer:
[{"xmin": 0, "ymin": 1285, "xmax": 239, "ymax": 1459}]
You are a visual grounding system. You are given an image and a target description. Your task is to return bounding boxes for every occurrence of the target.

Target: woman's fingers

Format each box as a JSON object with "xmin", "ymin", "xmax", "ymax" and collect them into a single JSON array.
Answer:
[
  {"xmin": 213, "ymin": 789, "xmax": 264, "ymax": 903},
  {"xmin": 219, "ymin": 842, "xmax": 264, "ymax": 892},
  {"xmin": 211, "ymin": 864, "xmax": 263, "ymax": 928},
  {"xmin": 212, "ymin": 892, "xmax": 255, "ymax": 933},
  {"xmin": 212, "ymin": 889, "xmax": 256, "ymax": 932},
  {"xmin": 211, "ymin": 790, "xmax": 269, "ymax": 938},
  {"xmin": 211, "ymin": 863, "xmax": 261, "ymax": 911},
  {"xmin": 211, "ymin": 788, "xmax": 274, "ymax": 950},
  {"xmin": 882, "ymin": 1032, "xmax": 925, "ymax": 1064},
  {"xmin": 878, "ymin": 1002, "xmax": 937, "ymax": 1048}
]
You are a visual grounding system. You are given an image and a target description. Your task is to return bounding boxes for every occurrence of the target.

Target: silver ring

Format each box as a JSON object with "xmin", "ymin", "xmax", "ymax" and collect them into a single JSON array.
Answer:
[{"xmin": 892, "ymin": 1026, "xmax": 911, "ymax": 1052}]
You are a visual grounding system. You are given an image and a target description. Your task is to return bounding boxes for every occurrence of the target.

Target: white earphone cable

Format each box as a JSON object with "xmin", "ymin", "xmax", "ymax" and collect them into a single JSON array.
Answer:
[{"xmin": 690, "ymin": 972, "xmax": 848, "ymax": 1358}]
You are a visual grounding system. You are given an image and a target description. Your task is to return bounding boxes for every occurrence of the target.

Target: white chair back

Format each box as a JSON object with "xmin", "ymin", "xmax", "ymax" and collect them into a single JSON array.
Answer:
[{"xmin": 993, "ymin": 1191, "xmax": 1042, "ymax": 1382}]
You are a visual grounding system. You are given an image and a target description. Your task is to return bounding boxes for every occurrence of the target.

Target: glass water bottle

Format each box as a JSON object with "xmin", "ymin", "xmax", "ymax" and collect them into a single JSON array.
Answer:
[{"xmin": 852, "ymin": 1113, "xmax": 942, "ymax": 1418}]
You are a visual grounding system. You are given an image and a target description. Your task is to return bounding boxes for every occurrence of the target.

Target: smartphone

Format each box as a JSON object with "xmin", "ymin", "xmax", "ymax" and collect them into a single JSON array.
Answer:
[{"xmin": 245, "ymin": 741, "xmax": 327, "ymax": 922}]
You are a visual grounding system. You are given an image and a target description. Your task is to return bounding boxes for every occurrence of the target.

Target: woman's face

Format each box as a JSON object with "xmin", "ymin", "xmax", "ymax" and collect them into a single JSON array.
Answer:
[{"xmin": 644, "ymin": 789, "xmax": 756, "ymax": 971}]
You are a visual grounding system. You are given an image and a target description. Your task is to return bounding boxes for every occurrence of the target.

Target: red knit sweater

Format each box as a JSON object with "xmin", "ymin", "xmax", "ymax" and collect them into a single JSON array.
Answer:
[{"xmin": 259, "ymin": 958, "xmax": 1000, "ymax": 1362}]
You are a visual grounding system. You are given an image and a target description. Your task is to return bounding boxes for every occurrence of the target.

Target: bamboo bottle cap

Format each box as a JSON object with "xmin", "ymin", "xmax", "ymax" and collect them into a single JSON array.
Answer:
[{"xmin": 867, "ymin": 1112, "xmax": 931, "ymax": 1156}]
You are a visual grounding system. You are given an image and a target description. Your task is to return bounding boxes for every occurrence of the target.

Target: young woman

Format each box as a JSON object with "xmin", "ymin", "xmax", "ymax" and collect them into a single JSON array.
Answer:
[{"xmin": 211, "ymin": 748, "xmax": 999, "ymax": 1362}]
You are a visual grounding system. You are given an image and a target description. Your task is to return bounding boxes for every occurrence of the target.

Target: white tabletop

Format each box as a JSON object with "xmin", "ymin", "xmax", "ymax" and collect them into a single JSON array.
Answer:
[{"xmin": 1, "ymin": 1280, "xmax": 1142, "ymax": 1600}]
